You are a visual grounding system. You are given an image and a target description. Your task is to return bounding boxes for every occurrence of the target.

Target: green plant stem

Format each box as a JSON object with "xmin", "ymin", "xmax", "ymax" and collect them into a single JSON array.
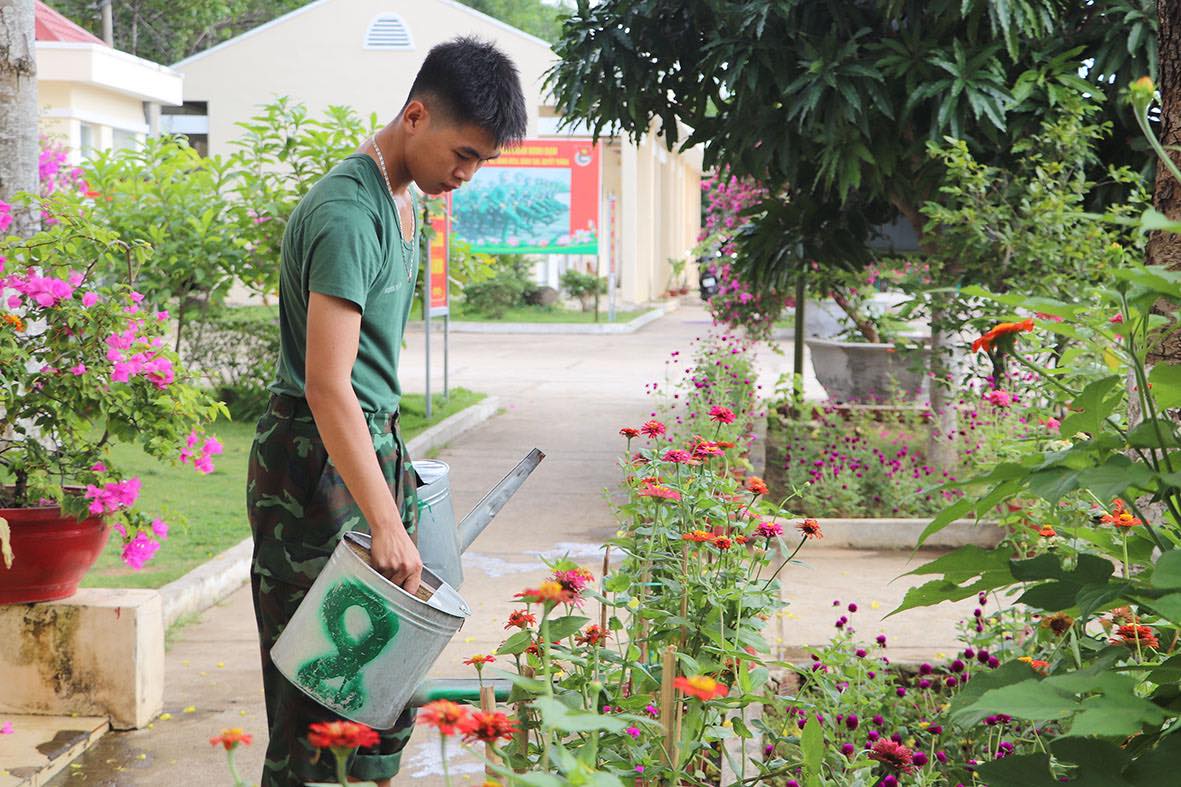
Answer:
[
  {"xmin": 440, "ymin": 736, "xmax": 453, "ymax": 787},
  {"xmin": 226, "ymin": 748, "xmax": 247, "ymax": 787},
  {"xmin": 333, "ymin": 748, "xmax": 350, "ymax": 787},
  {"xmin": 762, "ymin": 536, "xmax": 807, "ymax": 591}
]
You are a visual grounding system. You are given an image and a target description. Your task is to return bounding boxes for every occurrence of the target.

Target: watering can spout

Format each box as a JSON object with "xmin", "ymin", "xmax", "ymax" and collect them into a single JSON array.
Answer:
[{"xmin": 457, "ymin": 448, "xmax": 545, "ymax": 553}]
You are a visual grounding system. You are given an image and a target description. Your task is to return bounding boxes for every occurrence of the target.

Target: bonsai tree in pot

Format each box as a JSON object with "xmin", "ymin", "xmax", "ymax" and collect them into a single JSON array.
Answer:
[{"xmin": 0, "ymin": 195, "xmax": 226, "ymax": 603}]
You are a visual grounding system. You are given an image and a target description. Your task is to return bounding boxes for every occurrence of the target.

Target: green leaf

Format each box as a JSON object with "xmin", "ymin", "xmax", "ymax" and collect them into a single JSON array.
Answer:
[
  {"xmin": 916, "ymin": 497, "xmax": 975, "ymax": 545},
  {"xmin": 497, "ymin": 630, "xmax": 534, "ymax": 656},
  {"xmin": 1152, "ymin": 551, "xmax": 1181, "ymax": 590},
  {"xmin": 1076, "ymin": 457, "xmax": 1157, "ymax": 500},
  {"xmin": 955, "ymin": 680, "xmax": 1078, "ymax": 723},
  {"xmin": 948, "ymin": 661, "xmax": 1037, "ymax": 729},
  {"xmin": 1149, "ymin": 364, "xmax": 1181, "ymax": 410},
  {"xmin": 801, "ymin": 714, "xmax": 823, "ymax": 787},
  {"xmin": 1134, "ymin": 592, "xmax": 1181, "ymax": 623},
  {"xmin": 546, "ymin": 615, "xmax": 591, "ymax": 641},
  {"xmin": 1060, "ymin": 376, "xmax": 1123, "ymax": 436},
  {"xmin": 532, "ymin": 697, "xmax": 629, "ymax": 734},
  {"xmin": 603, "ymin": 573, "xmax": 631, "ymax": 593},
  {"xmin": 1128, "ymin": 419, "xmax": 1181, "ymax": 449},
  {"xmin": 973, "ymin": 753, "xmax": 1058, "ymax": 786}
]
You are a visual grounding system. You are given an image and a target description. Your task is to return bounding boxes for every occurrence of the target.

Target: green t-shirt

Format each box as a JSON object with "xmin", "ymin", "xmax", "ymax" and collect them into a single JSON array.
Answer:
[{"xmin": 269, "ymin": 153, "xmax": 420, "ymax": 414}]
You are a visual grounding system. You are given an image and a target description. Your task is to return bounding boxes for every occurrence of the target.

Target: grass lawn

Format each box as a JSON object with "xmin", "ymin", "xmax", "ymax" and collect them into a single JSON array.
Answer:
[
  {"xmin": 80, "ymin": 387, "xmax": 486, "ymax": 590},
  {"xmin": 411, "ymin": 300, "xmax": 648, "ymax": 324}
]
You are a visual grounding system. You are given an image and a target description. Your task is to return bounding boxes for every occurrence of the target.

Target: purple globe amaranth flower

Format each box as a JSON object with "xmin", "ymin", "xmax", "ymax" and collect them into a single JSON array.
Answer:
[
  {"xmin": 867, "ymin": 730, "xmax": 881, "ymax": 742},
  {"xmin": 896, "ymin": 687, "xmax": 907, "ymax": 698},
  {"xmin": 913, "ymin": 751, "xmax": 929, "ymax": 766},
  {"xmin": 876, "ymin": 634, "xmax": 887, "ymax": 646},
  {"xmin": 928, "ymin": 725, "xmax": 943, "ymax": 735},
  {"xmin": 919, "ymin": 662, "xmax": 933, "ymax": 675},
  {"xmin": 951, "ymin": 659, "xmax": 965, "ymax": 673},
  {"xmin": 841, "ymin": 742, "xmax": 856, "ymax": 756},
  {"xmin": 963, "ymin": 647, "xmax": 975, "ymax": 659},
  {"xmin": 988, "ymin": 656, "xmax": 1000, "ymax": 669},
  {"xmin": 873, "ymin": 714, "xmax": 885, "ymax": 727},
  {"xmin": 918, "ymin": 679, "xmax": 932, "ymax": 689},
  {"xmin": 976, "ymin": 650, "xmax": 991, "ymax": 664},
  {"xmin": 856, "ymin": 648, "xmax": 867, "ymax": 658},
  {"xmin": 883, "ymin": 776, "xmax": 898, "ymax": 787},
  {"xmin": 845, "ymin": 714, "xmax": 859, "ymax": 731},
  {"xmin": 936, "ymin": 750, "xmax": 949, "ymax": 764},
  {"xmin": 946, "ymin": 676, "xmax": 959, "ymax": 688}
]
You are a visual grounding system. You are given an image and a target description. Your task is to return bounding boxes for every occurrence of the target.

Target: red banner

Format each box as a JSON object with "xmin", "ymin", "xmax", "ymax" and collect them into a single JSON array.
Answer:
[{"xmin": 427, "ymin": 194, "xmax": 449, "ymax": 315}]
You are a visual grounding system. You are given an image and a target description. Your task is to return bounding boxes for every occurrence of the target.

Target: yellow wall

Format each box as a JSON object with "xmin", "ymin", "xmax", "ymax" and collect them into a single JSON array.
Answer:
[{"xmin": 38, "ymin": 80, "xmax": 147, "ymax": 160}]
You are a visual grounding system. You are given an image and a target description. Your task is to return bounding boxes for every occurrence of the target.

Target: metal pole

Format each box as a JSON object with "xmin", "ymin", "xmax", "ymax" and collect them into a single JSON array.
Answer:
[
  {"xmin": 423, "ymin": 205, "xmax": 432, "ymax": 421},
  {"xmin": 607, "ymin": 193, "xmax": 617, "ymax": 322},
  {"xmin": 793, "ymin": 243, "xmax": 807, "ymax": 408}
]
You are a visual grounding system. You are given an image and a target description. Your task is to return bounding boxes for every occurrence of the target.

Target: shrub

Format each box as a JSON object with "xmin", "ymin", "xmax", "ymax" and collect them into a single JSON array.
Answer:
[
  {"xmin": 181, "ymin": 305, "xmax": 279, "ymax": 420},
  {"xmin": 460, "ymin": 255, "xmax": 538, "ymax": 318},
  {"xmin": 559, "ymin": 268, "xmax": 606, "ymax": 311}
]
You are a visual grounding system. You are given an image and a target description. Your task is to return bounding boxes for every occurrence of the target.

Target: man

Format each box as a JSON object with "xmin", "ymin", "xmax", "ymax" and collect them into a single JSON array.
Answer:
[{"xmin": 246, "ymin": 36, "xmax": 527, "ymax": 786}]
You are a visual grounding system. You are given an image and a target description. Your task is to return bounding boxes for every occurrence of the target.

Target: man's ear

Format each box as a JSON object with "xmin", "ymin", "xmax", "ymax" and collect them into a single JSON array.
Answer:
[{"xmin": 403, "ymin": 99, "xmax": 428, "ymax": 132}]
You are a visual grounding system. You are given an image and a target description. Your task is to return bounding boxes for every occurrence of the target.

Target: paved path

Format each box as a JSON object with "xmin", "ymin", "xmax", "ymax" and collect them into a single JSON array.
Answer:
[{"xmin": 50, "ymin": 303, "xmax": 981, "ymax": 786}]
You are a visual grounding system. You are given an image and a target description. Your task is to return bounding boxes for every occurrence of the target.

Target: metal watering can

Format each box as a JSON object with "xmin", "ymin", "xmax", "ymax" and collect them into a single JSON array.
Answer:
[{"xmin": 271, "ymin": 450, "xmax": 544, "ymax": 728}]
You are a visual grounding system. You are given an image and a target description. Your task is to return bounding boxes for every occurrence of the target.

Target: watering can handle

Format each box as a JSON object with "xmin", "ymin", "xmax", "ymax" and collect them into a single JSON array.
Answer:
[{"xmin": 456, "ymin": 448, "xmax": 545, "ymax": 553}]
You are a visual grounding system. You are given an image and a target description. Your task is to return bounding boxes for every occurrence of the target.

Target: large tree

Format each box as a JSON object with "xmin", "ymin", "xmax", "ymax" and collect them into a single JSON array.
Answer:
[
  {"xmin": 1150, "ymin": 0, "xmax": 1181, "ymax": 366},
  {"xmin": 0, "ymin": 0, "xmax": 38, "ymax": 236},
  {"xmin": 546, "ymin": 0, "xmax": 1155, "ymax": 468}
]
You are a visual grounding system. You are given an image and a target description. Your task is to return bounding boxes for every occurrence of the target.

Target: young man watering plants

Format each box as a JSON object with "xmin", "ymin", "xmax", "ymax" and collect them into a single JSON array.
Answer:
[{"xmin": 246, "ymin": 37, "xmax": 526, "ymax": 787}]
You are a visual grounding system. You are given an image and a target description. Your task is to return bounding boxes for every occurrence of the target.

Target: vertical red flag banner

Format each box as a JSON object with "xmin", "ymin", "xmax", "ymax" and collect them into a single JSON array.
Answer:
[
  {"xmin": 428, "ymin": 193, "xmax": 450, "ymax": 316},
  {"xmin": 450, "ymin": 140, "xmax": 601, "ymax": 255}
]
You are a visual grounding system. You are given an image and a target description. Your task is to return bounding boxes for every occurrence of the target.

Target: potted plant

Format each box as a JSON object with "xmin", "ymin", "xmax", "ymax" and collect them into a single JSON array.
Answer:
[{"xmin": 0, "ymin": 197, "xmax": 225, "ymax": 603}]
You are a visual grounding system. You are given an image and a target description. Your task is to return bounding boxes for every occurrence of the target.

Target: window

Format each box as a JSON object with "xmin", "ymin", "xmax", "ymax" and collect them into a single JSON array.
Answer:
[
  {"xmin": 364, "ymin": 14, "xmax": 413, "ymax": 50},
  {"xmin": 113, "ymin": 128, "xmax": 140, "ymax": 151},
  {"xmin": 79, "ymin": 122, "xmax": 98, "ymax": 158}
]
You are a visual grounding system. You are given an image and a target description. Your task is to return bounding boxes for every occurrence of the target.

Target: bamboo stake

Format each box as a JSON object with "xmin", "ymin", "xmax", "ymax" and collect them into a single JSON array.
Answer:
[
  {"xmin": 480, "ymin": 685, "xmax": 499, "ymax": 777},
  {"xmin": 677, "ymin": 542, "xmax": 690, "ymax": 650},
  {"xmin": 600, "ymin": 547, "xmax": 610, "ymax": 633},
  {"xmin": 514, "ymin": 665, "xmax": 534, "ymax": 771},
  {"xmin": 660, "ymin": 645, "xmax": 679, "ymax": 778}
]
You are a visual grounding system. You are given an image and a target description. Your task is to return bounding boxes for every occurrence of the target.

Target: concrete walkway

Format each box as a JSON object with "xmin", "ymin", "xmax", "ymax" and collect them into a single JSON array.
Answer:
[{"xmin": 49, "ymin": 303, "xmax": 982, "ymax": 786}]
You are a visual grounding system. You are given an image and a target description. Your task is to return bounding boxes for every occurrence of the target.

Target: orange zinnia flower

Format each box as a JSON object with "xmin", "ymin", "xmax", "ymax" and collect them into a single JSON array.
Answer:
[
  {"xmin": 1038, "ymin": 526, "xmax": 1056, "ymax": 538},
  {"xmin": 674, "ymin": 675, "xmax": 729, "ymax": 701},
  {"xmin": 209, "ymin": 727, "xmax": 252, "ymax": 750},
  {"xmin": 745, "ymin": 476, "xmax": 769, "ymax": 496},
  {"xmin": 307, "ymin": 720, "xmax": 380, "ymax": 749},
  {"xmin": 1, "ymin": 314, "xmax": 25, "ymax": 332},
  {"xmin": 515, "ymin": 580, "xmax": 574, "ymax": 605},
  {"xmin": 619, "ymin": 427, "xmax": 640, "ymax": 439},
  {"xmin": 576, "ymin": 624, "xmax": 609, "ymax": 646},
  {"xmin": 971, "ymin": 318, "xmax": 1034, "ymax": 353},
  {"xmin": 797, "ymin": 519, "xmax": 824, "ymax": 539},
  {"xmin": 682, "ymin": 529, "xmax": 713, "ymax": 543},
  {"xmin": 417, "ymin": 700, "xmax": 472, "ymax": 736},
  {"xmin": 1100, "ymin": 499, "xmax": 1143, "ymax": 528}
]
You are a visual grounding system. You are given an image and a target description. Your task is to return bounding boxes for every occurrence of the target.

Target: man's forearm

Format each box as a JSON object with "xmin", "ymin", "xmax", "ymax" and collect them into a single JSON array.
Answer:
[{"xmin": 305, "ymin": 381, "xmax": 403, "ymax": 533}]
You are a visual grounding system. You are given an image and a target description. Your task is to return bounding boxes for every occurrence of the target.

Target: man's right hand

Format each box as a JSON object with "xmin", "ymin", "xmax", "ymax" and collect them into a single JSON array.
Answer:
[{"xmin": 370, "ymin": 521, "xmax": 423, "ymax": 596}]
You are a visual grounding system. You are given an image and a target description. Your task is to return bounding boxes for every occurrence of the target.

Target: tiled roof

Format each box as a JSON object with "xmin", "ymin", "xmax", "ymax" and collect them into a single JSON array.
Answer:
[{"xmin": 35, "ymin": 2, "xmax": 108, "ymax": 46}]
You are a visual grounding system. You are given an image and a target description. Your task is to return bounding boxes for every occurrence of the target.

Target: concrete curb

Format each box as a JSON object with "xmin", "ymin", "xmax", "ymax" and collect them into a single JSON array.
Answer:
[
  {"xmin": 775, "ymin": 517, "xmax": 1003, "ymax": 550},
  {"xmin": 405, "ymin": 300, "xmax": 679, "ymax": 335},
  {"xmin": 157, "ymin": 396, "xmax": 502, "ymax": 628}
]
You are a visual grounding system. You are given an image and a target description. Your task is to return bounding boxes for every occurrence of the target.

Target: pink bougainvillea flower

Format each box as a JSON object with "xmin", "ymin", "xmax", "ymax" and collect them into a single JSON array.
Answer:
[
  {"xmin": 81, "ymin": 291, "xmax": 99, "ymax": 307},
  {"xmin": 121, "ymin": 531, "xmax": 160, "ymax": 570},
  {"xmin": 151, "ymin": 518, "xmax": 169, "ymax": 540},
  {"xmin": 70, "ymin": 363, "xmax": 86, "ymax": 376}
]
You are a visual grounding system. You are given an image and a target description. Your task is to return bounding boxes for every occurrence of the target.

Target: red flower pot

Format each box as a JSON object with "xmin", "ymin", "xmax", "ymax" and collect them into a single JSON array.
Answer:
[{"xmin": 0, "ymin": 502, "xmax": 109, "ymax": 604}]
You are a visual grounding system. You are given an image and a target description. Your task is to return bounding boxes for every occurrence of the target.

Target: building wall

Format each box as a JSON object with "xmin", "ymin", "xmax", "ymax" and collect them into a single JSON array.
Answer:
[
  {"xmin": 176, "ymin": 0, "xmax": 555, "ymax": 157},
  {"xmin": 39, "ymin": 80, "xmax": 148, "ymax": 161}
]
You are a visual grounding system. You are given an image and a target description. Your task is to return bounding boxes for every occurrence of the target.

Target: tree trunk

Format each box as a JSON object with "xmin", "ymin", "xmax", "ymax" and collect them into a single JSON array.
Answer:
[
  {"xmin": 0, "ymin": 0, "xmax": 39, "ymax": 237},
  {"xmin": 1151, "ymin": 0, "xmax": 1181, "ymax": 366}
]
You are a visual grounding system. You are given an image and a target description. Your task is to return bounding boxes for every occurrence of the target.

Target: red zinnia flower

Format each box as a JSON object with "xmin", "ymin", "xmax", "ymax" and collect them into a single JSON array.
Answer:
[
  {"xmin": 417, "ymin": 700, "xmax": 472, "ymax": 736},
  {"xmin": 709, "ymin": 405, "xmax": 736, "ymax": 424},
  {"xmin": 868, "ymin": 739, "xmax": 916, "ymax": 774},
  {"xmin": 797, "ymin": 519, "xmax": 824, "ymax": 539},
  {"xmin": 674, "ymin": 675, "xmax": 729, "ymax": 701},
  {"xmin": 690, "ymin": 437, "xmax": 724, "ymax": 458},
  {"xmin": 458, "ymin": 711, "xmax": 517, "ymax": 745},
  {"xmin": 505, "ymin": 609, "xmax": 536, "ymax": 629},
  {"xmin": 210, "ymin": 728, "xmax": 252, "ymax": 750},
  {"xmin": 972, "ymin": 318, "xmax": 1034, "ymax": 354},
  {"xmin": 576, "ymin": 624, "xmax": 609, "ymax": 646},
  {"xmin": 619, "ymin": 427, "xmax": 640, "ymax": 439},
  {"xmin": 308, "ymin": 720, "xmax": 380, "ymax": 750},
  {"xmin": 1111, "ymin": 624, "xmax": 1160, "ymax": 650},
  {"xmin": 1038, "ymin": 525, "xmax": 1056, "ymax": 538},
  {"xmin": 640, "ymin": 420, "xmax": 666, "ymax": 438},
  {"xmin": 745, "ymin": 476, "xmax": 769, "ymax": 496},
  {"xmin": 662, "ymin": 449, "xmax": 695, "ymax": 464},
  {"xmin": 712, "ymin": 535, "xmax": 733, "ymax": 550},
  {"xmin": 464, "ymin": 654, "xmax": 496, "ymax": 667},
  {"xmin": 682, "ymin": 529, "xmax": 713, "ymax": 543},
  {"xmin": 716, "ymin": 440, "xmax": 736, "ymax": 449}
]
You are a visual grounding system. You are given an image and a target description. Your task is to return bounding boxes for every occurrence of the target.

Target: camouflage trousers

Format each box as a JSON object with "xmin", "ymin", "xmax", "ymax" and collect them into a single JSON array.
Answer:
[{"xmin": 246, "ymin": 393, "xmax": 420, "ymax": 787}]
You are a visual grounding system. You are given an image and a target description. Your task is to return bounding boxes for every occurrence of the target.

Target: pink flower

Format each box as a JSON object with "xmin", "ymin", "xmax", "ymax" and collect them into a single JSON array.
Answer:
[
  {"xmin": 0, "ymin": 721, "xmax": 13, "ymax": 735},
  {"xmin": 709, "ymin": 406, "xmax": 737, "ymax": 424},
  {"xmin": 983, "ymin": 390, "xmax": 1012, "ymax": 408},
  {"xmin": 84, "ymin": 477, "xmax": 142, "ymax": 515},
  {"xmin": 638, "ymin": 482, "xmax": 681, "ymax": 501},
  {"xmin": 81, "ymin": 292, "xmax": 99, "ymax": 307},
  {"xmin": 151, "ymin": 518, "xmax": 169, "ymax": 540},
  {"xmin": 90, "ymin": 462, "xmax": 107, "ymax": 473},
  {"xmin": 755, "ymin": 521, "xmax": 784, "ymax": 539},
  {"xmin": 1042, "ymin": 416, "xmax": 1060, "ymax": 433},
  {"xmin": 121, "ymin": 531, "xmax": 160, "ymax": 570},
  {"xmin": 70, "ymin": 363, "xmax": 86, "ymax": 376},
  {"xmin": 625, "ymin": 726, "xmax": 641, "ymax": 739},
  {"xmin": 155, "ymin": 310, "xmax": 169, "ymax": 321},
  {"xmin": 1109, "ymin": 313, "xmax": 1124, "ymax": 324},
  {"xmin": 67, "ymin": 271, "xmax": 84, "ymax": 287},
  {"xmin": 6, "ymin": 295, "xmax": 20, "ymax": 309},
  {"xmin": 662, "ymin": 449, "xmax": 694, "ymax": 464}
]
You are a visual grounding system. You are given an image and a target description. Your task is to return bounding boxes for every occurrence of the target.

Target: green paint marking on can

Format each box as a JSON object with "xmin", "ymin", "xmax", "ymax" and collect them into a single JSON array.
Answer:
[{"xmin": 296, "ymin": 578, "xmax": 399, "ymax": 711}]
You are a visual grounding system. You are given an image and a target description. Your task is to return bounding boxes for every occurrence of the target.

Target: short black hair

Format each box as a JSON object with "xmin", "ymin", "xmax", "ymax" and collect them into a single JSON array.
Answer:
[{"xmin": 406, "ymin": 36, "xmax": 528, "ymax": 148}]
